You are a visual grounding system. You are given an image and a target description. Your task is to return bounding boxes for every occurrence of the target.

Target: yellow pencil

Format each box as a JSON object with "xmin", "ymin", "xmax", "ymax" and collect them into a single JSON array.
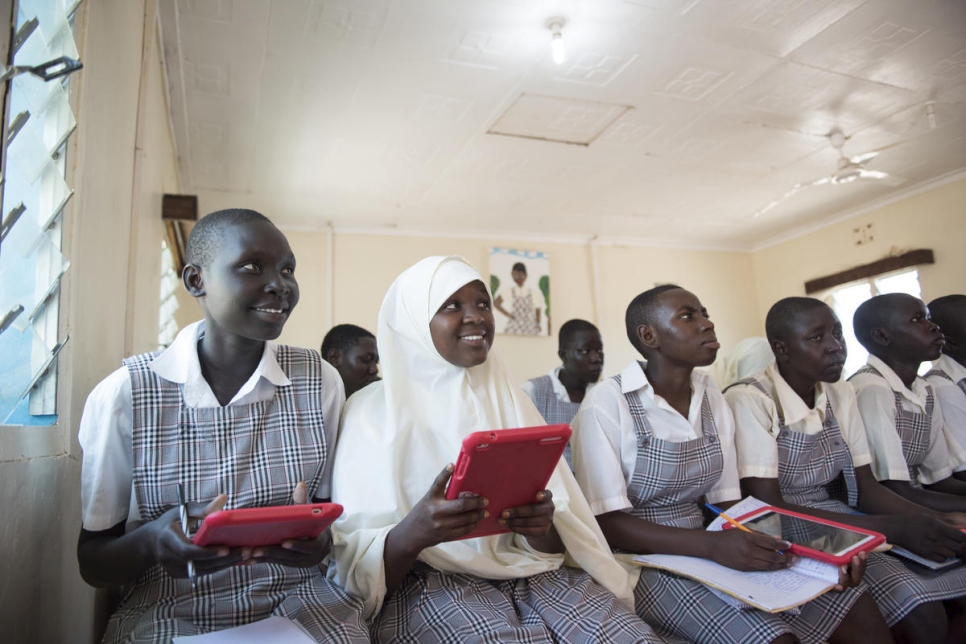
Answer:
[{"xmin": 706, "ymin": 503, "xmax": 752, "ymax": 533}]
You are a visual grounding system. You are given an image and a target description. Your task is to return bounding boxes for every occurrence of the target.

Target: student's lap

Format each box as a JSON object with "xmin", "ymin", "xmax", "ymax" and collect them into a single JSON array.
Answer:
[{"xmin": 375, "ymin": 563, "xmax": 662, "ymax": 644}]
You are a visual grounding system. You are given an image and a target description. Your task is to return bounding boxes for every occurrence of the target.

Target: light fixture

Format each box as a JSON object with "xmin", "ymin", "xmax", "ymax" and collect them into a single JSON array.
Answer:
[{"xmin": 547, "ymin": 18, "xmax": 565, "ymax": 65}]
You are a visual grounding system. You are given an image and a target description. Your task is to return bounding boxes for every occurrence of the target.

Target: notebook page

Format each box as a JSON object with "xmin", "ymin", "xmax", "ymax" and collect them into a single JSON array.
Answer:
[
  {"xmin": 633, "ymin": 554, "xmax": 833, "ymax": 613},
  {"xmin": 172, "ymin": 616, "xmax": 315, "ymax": 644}
]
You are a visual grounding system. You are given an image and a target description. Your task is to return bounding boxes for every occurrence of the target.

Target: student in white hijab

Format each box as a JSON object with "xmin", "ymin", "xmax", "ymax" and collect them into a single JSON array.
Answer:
[
  {"xmin": 330, "ymin": 256, "xmax": 661, "ymax": 643},
  {"xmin": 714, "ymin": 336, "xmax": 775, "ymax": 389}
]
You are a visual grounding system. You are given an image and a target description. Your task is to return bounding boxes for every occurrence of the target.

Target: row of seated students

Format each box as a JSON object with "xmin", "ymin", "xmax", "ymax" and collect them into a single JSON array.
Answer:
[{"xmin": 75, "ymin": 208, "xmax": 966, "ymax": 644}]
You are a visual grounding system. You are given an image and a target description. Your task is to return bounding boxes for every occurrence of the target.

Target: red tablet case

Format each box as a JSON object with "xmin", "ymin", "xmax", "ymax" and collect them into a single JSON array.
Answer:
[
  {"xmin": 192, "ymin": 503, "xmax": 344, "ymax": 548},
  {"xmin": 445, "ymin": 424, "xmax": 571, "ymax": 540},
  {"xmin": 725, "ymin": 505, "xmax": 886, "ymax": 565}
]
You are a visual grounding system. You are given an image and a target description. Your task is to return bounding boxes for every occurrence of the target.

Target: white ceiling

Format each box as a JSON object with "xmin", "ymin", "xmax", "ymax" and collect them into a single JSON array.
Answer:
[{"xmin": 158, "ymin": 0, "xmax": 966, "ymax": 250}]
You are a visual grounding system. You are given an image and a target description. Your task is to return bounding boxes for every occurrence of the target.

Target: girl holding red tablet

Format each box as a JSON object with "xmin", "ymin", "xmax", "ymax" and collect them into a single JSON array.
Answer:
[
  {"xmin": 572, "ymin": 285, "xmax": 889, "ymax": 644},
  {"xmin": 330, "ymin": 256, "xmax": 662, "ymax": 642},
  {"xmin": 725, "ymin": 297, "xmax": 966, "ymax": 644}
]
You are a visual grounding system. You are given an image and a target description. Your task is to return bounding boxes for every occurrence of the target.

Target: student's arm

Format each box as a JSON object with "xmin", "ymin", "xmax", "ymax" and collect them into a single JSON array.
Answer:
[
  {"xmin": 77, "ymin": 496, "xmax": 237, "ymax": 587},
  {"xmin": 493, "ymin": 294, "xmax": 513, "ymax": 320},
  {"xmin": 382, "ymin": 465, "xmax": 487, "ymax": 596},
  {"xmin": 742, "ymin": 471, "xmax": 965, "ymax": 562},
  {"xmin": 596, "ymin": 510, "xmax": 790, "ymax": 571},
  {"xmin": 877, "ymin": 478, "xmax": 966, "ymax": 512}
]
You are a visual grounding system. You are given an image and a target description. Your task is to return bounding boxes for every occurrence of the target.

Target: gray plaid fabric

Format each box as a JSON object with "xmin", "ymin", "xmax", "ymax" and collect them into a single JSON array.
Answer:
[
  {"xmin": 525, "ymin": 374, "xmax": 579, "ymax": 467},
  {"xmin": 618, "ymin": 373, "xmax": 862, "ymax": 643},
  {"xmin": 374, "ymin": 564, "xmax": 665, "ymax": 643},
  {"xmin": 850, "ymin": 366, "xmax": 934, "ymax": 485},
  {"xmin": 102, "ymin": 346, "xmax": 369, "ymax": 644},
  {"xmin": 926, "ymin": 368, "xmax": 966, "ymax": 397},
  {"xmin": 729, "ymin": 377, "xmax": 966, "ymax": 625},
  {"xmin": 617, "ymin": 373, "xmax": 722, "ymax": 529},
  {"xmin": 726, "ymin": 378, "xmax": 859, "ymax": 508}
]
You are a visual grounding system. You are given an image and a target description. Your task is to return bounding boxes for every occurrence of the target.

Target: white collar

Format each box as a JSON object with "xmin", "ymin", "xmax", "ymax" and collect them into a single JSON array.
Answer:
[
  {"xmin": 150, "ymin": 320, "xmax": 290, "ymax": 406},
  {"xmin": 618, "ymin": 359, "xmax": 707, "ymax": 397},
  {"xmin": 866, "ymin": 354, "xmax": 929, "ymax": 406},
  {"xmin": 768, "ymin": 363, "xmax": 827, "ymax": 425}
]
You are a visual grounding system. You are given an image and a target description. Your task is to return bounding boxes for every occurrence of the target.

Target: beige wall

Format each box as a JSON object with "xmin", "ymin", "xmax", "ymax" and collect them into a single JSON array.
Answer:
[
  {"xmin": 0, "ymin": 2, "xmax": 179, "ymax": 643},
  {"xmin": 276, "ymin": 232, "xmax": 761, "ymax": 383},
  {"xmin": 752, "ymin": 176, "xmax": 966, "ymax": 320}
]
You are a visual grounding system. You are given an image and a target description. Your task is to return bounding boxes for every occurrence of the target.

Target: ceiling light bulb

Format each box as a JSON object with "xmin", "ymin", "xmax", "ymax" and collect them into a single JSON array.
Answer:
[{"xmin": 548, "ymin": 18, "xmax": 565, "ymax": 65}]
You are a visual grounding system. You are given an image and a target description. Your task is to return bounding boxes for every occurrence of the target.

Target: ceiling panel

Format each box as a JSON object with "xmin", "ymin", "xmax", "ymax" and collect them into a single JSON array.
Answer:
[{"xmin": 160, "ymin": 0, "xmax": 966, "ymax": 250}]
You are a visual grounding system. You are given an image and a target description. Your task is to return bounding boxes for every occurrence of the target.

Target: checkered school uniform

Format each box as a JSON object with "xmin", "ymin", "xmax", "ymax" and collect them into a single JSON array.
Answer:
[
  {"xmin": 506, "ymin": 288, "xmax": 540, "ymax": 335},
  {"xmin": 727, "ymin": 379, "xmax": 859, "ymax": 512},
  {"xmin": 374, "ymin": 563, "xmax": 665, "ymax": 644},
  {"xmin": 850, "ymin": 365, "xmax": 934, "ymax": 486},
  {"xmin": 729, "ymin": 377, "xmax": 966, "ymax": 626},
  {"xmin": 618, "ymin": 375, "xmax": 863, "ymax": 644},
  {"xmin": 101, "ymin": 346, "xmax": 369, "ymax": 644},
  {"xmin": 526, "ymin": 374, "xmax": 580, "ymax": 467}
]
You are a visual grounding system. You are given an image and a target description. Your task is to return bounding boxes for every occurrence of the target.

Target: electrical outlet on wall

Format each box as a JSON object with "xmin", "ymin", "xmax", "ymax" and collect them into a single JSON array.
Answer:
[{"xmin": 852, "ymin": 223, "xmax": 875, "ymax": 246}]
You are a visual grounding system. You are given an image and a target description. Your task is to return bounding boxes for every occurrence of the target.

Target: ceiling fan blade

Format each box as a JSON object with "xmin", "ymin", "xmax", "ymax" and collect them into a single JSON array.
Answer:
[
  {"xmin": 849, "ymin": 151, "xmax": 880, "ymax": 165},
  {"xmin": 857, "ymin": 169, "xmax": 889, "ymax": 180},
  {"xmin": 752, "ymin": 176, "xmax": 830, "ymax": 218},
  {"xmin": 847, "ymin": 139, "xmax": 905, "ymax": 165}
]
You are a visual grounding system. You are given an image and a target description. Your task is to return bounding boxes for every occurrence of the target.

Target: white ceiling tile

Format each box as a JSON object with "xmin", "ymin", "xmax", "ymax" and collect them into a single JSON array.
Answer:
[{"xmin": 158, "ymin": 0, "xmax": 966, "ymax": 248}]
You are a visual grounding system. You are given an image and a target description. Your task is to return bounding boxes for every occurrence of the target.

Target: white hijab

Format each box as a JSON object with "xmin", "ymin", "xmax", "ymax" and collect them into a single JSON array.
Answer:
[{"xmin": 330, "ymin": 256, "xmax": 637, "ymax": 618}]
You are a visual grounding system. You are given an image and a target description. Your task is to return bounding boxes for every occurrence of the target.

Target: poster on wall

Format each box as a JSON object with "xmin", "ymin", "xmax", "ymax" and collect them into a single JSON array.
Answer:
[{"xmin": 489, "ymin": 247, "xmax": 551, "ymax": 336}]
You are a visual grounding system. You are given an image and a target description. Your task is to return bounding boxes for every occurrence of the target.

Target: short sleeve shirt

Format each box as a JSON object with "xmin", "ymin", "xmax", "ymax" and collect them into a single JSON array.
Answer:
[
  {"xmin": 849, "ymin": 355, "xmax": 953, "ymax": 485},
  {"xmin": 521, "ymin": 366, "xmax": 572, "ymax": 403},
  {"xmin": 571, "ymin": 360, "xmax": 741, "ymax": 516},
  {"xmin": 926, "ymin": 354, "xmax": 966, "ymax": 472},
  {"xmin": 724, "ymin": 363, "xmax": 872, "ymax": 480},
  {"xmin": 78, "ymin": 321, "xmax": 345, "ymax": 531}
]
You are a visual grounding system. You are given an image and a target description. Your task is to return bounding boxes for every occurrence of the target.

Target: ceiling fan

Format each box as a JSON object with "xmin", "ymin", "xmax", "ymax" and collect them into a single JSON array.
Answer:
[{"xmin": 752, "ymin": 127, "xmax": 900, "ymax": 218}]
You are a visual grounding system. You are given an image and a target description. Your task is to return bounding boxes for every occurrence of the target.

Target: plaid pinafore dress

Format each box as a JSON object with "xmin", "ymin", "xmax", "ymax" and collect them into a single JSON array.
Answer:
[
  {"xmin": 102, "ymin": 346, "xmax": 369, "ymax": 644},
  {"xmin": 850, "ymin": 365, "xmax": 934, "ymax": 486},
  {"xmin": 526, "ymin": 374, "xmax": 580, "ymax": 468},
  {"xmin": 730, "ymin": 377, "xmax": 966, "ymax": 625},
  {"xmin": 505, "ymin": 287, "xmax": 540, "ymax": 335},
  {"xmin": 620, "ymin": 373, "xmax": 862, "ymax": 644}
]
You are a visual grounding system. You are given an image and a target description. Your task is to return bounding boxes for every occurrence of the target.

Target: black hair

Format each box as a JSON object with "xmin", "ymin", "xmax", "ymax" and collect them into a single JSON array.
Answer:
[
  {"xmin": 765, "ymin": 297, "xmax": 830, "ymax": 343},
  {"xmin": 321, "ymin": 324, "xmax": 375, "ymax": 361},
  {"xmin": 625, "ymin": 284, "xmax": 683, "ymax": 354},
  {"xmin": 184, "ymin": 208, "xmax": 272, "ymax": 269},
  {"xmin": 928, "ymin": 294, "xmax": 966, "ymax": 334},
  {"xmin": 511, "ymin": 262, "xmax": 527, "ymax": 274},
  {"xmin": 852, "ymin": 293, "xmax": 917, "ymax": 351},
  {"xmin": 558, "ymin": 319, "xmax": 599, "ymax": 352}
]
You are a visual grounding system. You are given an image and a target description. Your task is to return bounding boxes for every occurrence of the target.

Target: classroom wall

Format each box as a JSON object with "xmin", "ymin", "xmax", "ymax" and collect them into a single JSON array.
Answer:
[
  {"xmin": 752, "ymin": 176, "xmax": 966, "ymax": 319},
  {"xmin": 276, "ymin": 232, "xmax": 761, "ymax": 384},
  {"xmin": 0, "ymin": 2, "xmax": 178, "ymax": 643}
]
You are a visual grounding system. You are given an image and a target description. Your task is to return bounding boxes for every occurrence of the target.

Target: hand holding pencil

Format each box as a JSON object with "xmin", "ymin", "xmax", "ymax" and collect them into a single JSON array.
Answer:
[{"xmin": 705, "ymin": 503, "xmax": 793, "ymax": 572}]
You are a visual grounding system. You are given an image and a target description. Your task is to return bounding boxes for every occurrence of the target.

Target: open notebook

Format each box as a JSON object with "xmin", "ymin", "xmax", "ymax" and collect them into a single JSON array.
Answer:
[
  {"xmin": 172, "ymin": 616, "xmax": 315, "ymax": 644},
  {"xmin": 632, "ymin": 497, "xmax": 841, "ymax": 614}
]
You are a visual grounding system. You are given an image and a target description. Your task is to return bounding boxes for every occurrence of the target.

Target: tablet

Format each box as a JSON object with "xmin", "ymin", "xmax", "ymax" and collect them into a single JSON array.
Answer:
[
  {"xmin": 725, "ymin": 506, "xmax": 886, "ymax": 565},
  {"xmin": 192, "ymin": 503, "xmax": 343, "ymax": 548},
  {"xmin": 445, "ymin": 424, "xmax": 571, "ymax": 540}
]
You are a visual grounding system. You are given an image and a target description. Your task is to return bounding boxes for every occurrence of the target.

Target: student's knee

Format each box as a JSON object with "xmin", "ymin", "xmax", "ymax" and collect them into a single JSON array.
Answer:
[
  {"xmin": 892, "ymin": 601, "xmax": 948, "ymax": 644},
  {"xmin": 827, "ymin": 592, "xmax": 892, "ymax": 644}
]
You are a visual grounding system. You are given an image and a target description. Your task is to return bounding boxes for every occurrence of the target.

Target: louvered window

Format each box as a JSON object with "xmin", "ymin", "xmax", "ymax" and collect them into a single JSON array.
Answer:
[{"xmin": 0, "ymin": 0, "xmax": 82, "ymax": 424}]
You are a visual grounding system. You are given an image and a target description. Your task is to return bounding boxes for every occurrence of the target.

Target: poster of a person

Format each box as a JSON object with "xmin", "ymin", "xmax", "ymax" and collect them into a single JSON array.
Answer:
[{"xmin": 489, "ymin": 248, "xmax": 550, "ymax": 336}]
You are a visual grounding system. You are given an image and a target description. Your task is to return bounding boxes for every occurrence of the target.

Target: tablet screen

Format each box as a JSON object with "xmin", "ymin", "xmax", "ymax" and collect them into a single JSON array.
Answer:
[{"xmin": 741, "ymin": 510, "xmax": 874, "ymax": 557}]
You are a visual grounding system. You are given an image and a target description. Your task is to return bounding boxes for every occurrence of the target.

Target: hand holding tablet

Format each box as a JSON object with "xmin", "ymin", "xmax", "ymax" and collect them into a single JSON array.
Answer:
[
  {"xmin": 445, "ymin": 424, "xmax": 571, "ymax": 540},
  {"xmin": 722, "ymin": 506, "xmax": 885, "ymax": 565},
  {"xmin": 191, "ymin": 503, "xmax": 344, "ymax": 548}
]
